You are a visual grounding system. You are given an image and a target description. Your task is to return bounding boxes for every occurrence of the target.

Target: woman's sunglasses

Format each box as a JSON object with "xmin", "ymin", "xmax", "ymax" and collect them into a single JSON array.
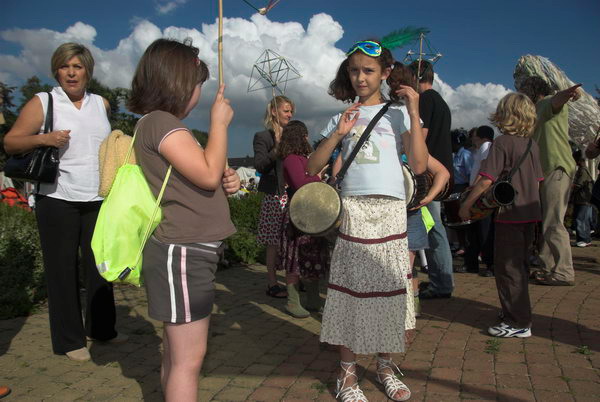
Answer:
[{"xmin": 346, "ymin": 41, "xmax": 382, "ymax": 57}]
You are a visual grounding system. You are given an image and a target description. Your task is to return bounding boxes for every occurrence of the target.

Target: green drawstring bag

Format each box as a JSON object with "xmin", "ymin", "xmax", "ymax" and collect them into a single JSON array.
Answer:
[
  {"xmin": 421, "ymin": 206, "xmax": 435, "ymax": 233},
  {"xmin": 92, "ymin": 129, "xmax": 171, "ymax": 287}
]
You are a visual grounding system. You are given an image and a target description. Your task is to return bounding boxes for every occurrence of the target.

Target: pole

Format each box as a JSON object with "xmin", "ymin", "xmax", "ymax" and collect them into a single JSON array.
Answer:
[
  {"xmin": 218, "ymin": 0, "xmax": 224, "ymax": 86},
  {"xmin": 417, "ymin": 32, "xmax": 424, "ymax": 81}
]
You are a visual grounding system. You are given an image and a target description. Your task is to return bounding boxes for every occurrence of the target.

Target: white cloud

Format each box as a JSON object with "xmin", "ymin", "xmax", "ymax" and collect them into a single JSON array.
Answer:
[
  {"xmin": 434, "ymin": 76, "xmax": 511, "ymax": 132},
  {"xmin": 156, "ymin": 0, "xmax": 189, "ymax": 15},
  {"xmin": 0, "ymin": 13, "xmax": 511, "ymax": 156}
]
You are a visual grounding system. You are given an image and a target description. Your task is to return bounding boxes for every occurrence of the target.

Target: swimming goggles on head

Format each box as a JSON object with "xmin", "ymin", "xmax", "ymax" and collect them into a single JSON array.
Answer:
[{"xmin": 346, "ymin": 41, "xmax": 382, "ymax": 57}]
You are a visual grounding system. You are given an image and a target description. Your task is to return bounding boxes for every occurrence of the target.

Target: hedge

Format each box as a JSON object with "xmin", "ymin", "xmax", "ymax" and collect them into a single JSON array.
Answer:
[
  {"xmin": 0, "ymin": 202, "xmax": 46, "ymax": 319},
  {"xmin": 0, "ymin": 191, "xmax": 265, "ymax": 318},
  {"xmin": 225, "ymin": 191, "xmax": 266, "ymax": 265}
]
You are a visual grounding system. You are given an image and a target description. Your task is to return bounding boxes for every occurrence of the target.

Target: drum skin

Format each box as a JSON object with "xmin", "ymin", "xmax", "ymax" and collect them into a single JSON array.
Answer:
[
  {"xmin": 402, "ymin": 163, "xmax": 417, "ymax": 208},
  {"xmin": 289, "ymin": 182, "xmax": 342, "ymax": 236}
]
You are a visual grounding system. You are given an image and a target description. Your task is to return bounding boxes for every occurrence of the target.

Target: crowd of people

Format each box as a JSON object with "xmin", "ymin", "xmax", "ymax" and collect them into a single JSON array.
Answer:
[{"xmin": 2, "ymin": 36, "xmax": 598, "ymax": 402}]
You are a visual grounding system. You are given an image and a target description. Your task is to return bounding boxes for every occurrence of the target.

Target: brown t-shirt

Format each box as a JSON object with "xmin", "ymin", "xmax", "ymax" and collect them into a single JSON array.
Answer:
[
  {"xmin": 479, "ymin": 135, "xmax": 543, "ymax": 223},
  {"xmin": 134, "ymin": 110, "xmax": 236, "ymax": 243}
]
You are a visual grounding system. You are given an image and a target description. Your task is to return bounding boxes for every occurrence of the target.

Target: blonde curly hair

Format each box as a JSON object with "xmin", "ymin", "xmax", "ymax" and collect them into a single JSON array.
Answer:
[{"xmin": 489, "ymin": 92, "xmax": 537, "ymax": 137}]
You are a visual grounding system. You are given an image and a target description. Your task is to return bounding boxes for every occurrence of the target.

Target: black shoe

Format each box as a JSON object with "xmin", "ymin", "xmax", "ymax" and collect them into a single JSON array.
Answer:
[
  {"xmin": 418, "ymin": 281, "xmax": 430, "ymax": 291},
  {"xmin": 419, "ymin": 288, "xmax": 452, "ymax": 299},
  {"xmin": 453, "ymin": 265, "xmax": 468, "ymax": 273},
  {"xmin": 479, "ymin": 269, "xmax": 494, "ymax": 277}
]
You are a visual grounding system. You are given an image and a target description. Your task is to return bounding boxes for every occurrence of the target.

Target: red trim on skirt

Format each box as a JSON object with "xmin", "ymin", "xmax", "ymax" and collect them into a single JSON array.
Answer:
[
  {"xmin": 327, "ymin": 283, "xmax": 407, "ymax": 298},
  {"xmin": 337, "ymin": 231, "xmax": 407, "ymax": 244}
]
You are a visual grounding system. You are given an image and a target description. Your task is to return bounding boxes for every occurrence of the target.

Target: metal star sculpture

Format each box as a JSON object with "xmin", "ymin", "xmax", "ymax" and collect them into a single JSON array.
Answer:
[
  {"xmin": 247, "ymin": 49, "xmax": 301, "ymax": 94},
  {"xmin": 241, "ymin": 0, "xmax": 281, "ymax": 15},
  {"xmin": 403, "ymin": 32, "xmax": 442, "ymax": 79}
]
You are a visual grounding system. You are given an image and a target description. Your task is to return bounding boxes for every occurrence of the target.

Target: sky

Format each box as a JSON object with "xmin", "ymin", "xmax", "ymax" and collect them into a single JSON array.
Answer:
[{"xmin": 2, "ymin": 0, "xmax": 599, "ymax": 157}]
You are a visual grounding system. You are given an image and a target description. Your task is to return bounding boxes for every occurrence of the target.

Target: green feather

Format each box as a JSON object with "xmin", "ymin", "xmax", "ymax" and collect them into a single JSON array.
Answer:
[{"xmin": 381, "ymin": 27, "xmax": 430, "ymax": 50}]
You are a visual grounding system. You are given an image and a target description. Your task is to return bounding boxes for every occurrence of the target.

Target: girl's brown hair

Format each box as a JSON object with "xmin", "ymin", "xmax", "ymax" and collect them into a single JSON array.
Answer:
[
  {"xmin": 387, "ymin": 61, "xmax": 417, "ymax": 102},
  {"xmin": 278, "ymin": 120, "xmax": 312, "ymax": 159},
  {"xmin": 263, "ymin": 95, "xmax": 295, "ymax": 130},
  {"xmin": 328, "ymin": 40, "xmax": 394, "ymax": 103},
  {"xmin": 489, "ymin": 92, "xmax": 537, "ymax": 137},
  {"xmin": 128, "ymin": 38, "xmax": 209, "ymax": 116}
]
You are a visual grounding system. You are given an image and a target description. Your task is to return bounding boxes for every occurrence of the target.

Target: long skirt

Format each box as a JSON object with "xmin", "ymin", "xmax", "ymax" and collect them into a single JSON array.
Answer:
[{"xmin": 320, "ymin": 196, "xmax": 414, "ymax": 354}]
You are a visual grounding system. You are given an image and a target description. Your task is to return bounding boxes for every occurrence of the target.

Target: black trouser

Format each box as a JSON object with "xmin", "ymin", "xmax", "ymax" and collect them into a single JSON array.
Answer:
[
  {"xmin": 494, "ymin": 223, "xmax": 535, "ymax": 328},
  {"xmin": 35, "ymin": 195, "xmax": 117, "ymax": 354},
  {"xmin": 464, "ymin": 215, "xmax": 495, "ymax": 271}
]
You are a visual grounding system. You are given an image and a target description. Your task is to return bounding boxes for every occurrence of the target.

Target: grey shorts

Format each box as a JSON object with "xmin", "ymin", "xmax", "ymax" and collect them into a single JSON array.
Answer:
[
  {"xmin": 407, "ymin": 209, "xmax": 429, "ymax": 252},
  {"xmin": 142, "ymin": 236, "xmax": 223, "ymax": 324}
]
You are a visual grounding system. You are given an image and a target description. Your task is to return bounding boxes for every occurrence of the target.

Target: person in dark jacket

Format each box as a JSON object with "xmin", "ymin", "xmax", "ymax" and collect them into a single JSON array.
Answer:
[{"xmin": 253, "ymin": 96, "xmax": 295, "ymax": 298}]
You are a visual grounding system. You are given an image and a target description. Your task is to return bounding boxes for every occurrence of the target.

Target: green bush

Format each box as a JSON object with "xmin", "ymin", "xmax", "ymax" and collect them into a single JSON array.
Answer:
[
  {"xmin": 225, "ymin": 192, "xmax": 266, "ymax": 265},
  {"xmin": 0, "ymin": 190, "xmax": 267, "ymax": 317},
  {"xmin": 0, "ymin": 203, "xmax": 46, "ymax": 319}
]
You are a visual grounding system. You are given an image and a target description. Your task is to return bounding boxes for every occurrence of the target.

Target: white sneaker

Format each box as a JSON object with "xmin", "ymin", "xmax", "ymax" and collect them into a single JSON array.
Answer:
[
  {"xmin": 576, "ymin": 241, "xmax": 590, "ymax": 247},
  {"xmin": 488, "ymin": 322, "xmax": 531, "ymax": 338}
]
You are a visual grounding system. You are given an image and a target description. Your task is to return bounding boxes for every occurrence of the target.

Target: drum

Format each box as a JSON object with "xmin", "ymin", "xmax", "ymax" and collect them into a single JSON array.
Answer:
[
  {"xmin": 433, "ymin": 173, "xmax": 452, "ymax": 201},
  {"xmin": 467, "ymin": 180, "xmax": 515, "ymax": 221},
  {"xmin": 289, "ymin": 181, "xmax": 342, "ymax": 236},
  {"xmin": 443, "ymin": 192, "xmax": 472, "ymax": 227},
  {"xmin": 403, "ymin": 163, "xmax": 432, "ymax": 209}
]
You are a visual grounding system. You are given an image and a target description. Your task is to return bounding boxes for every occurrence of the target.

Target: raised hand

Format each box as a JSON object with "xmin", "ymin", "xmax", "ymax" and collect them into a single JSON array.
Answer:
[
  {"xmin": 335, "ymin": 103, "xmax": 361, "ymax": 137},
  {"xmin": 395, "ymin": 85, "xmax": 420, "ymax": 117},
  {"xmin": 210, "ymin": 84, "xmax": 234, "ymax": 129}
]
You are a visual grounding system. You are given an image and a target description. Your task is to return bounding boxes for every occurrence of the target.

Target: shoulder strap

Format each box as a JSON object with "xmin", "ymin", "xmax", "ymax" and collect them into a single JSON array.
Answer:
[
  {"xmin": 506, "ymin": 138, "xmax": 533, "ymax": 181},
  {"xmin": 44, "ymin": 92, "xmax": 53, "ymax": 133},
  {"xmin": 335, "ymin": 101, "xmax": 392, "ymax": 185}
]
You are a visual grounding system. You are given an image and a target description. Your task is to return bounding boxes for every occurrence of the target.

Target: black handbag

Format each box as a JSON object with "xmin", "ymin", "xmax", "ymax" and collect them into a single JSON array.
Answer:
[{"xmin": 4, "ymin": 92, "xmax": 59, "ymax": 183}]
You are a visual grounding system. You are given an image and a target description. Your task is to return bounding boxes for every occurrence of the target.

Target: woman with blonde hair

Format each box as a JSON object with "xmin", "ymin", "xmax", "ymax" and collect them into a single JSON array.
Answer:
[
  {"xmin": 459, "ymin": 92, "xmax": 544, "ymax": 338},
  {"xmin": 4, "ymin": 42, "xmax": 124, "ymax": 361},
  {"xmin": 253, "ymin": 95, "xmax": 295, "ymax": 298}
]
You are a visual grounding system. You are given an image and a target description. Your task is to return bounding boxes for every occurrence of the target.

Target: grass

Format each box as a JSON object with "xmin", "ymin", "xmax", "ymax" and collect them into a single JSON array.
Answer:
[
  {"xmin": 311, "ymin": 382, "xmax": 327, "ymax": 394},
  {"xmin": 574, "ymin": 345, "xmax": 592, "ymax": 355},
  {"xmin": 484, "ymin": 339, "xmax": 501, "ymax": 354}
]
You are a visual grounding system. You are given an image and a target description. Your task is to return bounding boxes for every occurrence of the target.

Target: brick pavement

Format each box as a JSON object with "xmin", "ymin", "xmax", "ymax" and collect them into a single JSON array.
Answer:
[{"xmin": 1, "ymin": 242, "xmax": 599, "ymax": 401}]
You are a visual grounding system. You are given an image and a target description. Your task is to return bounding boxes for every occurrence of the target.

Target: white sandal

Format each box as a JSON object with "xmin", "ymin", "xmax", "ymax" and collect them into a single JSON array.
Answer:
[
  {"xmin": 335, "ymin": 361, "xmax": 368, "ymax": 402},
  {"xmin": 375, "ymin": 356, "xmax": 411, "ymax": 401}
]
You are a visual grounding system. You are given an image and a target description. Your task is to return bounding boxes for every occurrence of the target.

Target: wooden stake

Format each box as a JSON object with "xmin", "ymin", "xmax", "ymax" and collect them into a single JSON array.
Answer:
[{"xmin": 218, "ymin": 0, "xmax": 224, "ymax": 85}]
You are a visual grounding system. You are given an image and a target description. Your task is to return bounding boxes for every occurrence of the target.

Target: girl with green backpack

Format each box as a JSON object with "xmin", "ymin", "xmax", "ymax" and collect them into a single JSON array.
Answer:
[{"xmin": 127, "ymin": 39, "xmax": 239, "ymax": 401}]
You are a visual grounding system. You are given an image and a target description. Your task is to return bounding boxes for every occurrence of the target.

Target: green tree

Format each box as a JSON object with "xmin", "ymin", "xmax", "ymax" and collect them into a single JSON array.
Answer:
[
  {"xmin": 0, "ymin": 82, "xmax": 18, "ymax": 169},
  {"xmin": 191, "ymin": 129, "xmax": 208, "ymax": 147},
  {"xmin": 18, "ymin": 76, "xmax": 52, "ymax": 110}
]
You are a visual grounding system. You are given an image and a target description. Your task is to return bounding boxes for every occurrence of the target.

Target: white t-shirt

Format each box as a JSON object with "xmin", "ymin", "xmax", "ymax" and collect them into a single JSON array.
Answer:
[
  {"xmin": 320, "ymin": 103, "xmax": 411, "ymax": 199},
  {"xmin": 469, "ymin": 141, "xmax": 492, "ymax": 185},
  {"xmin": 37, "ymin": 87, "xmax": 111, "ymax": 201}
]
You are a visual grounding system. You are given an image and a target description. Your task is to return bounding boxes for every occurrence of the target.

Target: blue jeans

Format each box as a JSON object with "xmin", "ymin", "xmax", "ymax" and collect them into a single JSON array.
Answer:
[
  {"xmin": 574, "ymin": 204, "xmax": 593, "ymax": 243},
  {"xmin": 424, "ymin": 201, "xmax": 454, "ymax": 294}
]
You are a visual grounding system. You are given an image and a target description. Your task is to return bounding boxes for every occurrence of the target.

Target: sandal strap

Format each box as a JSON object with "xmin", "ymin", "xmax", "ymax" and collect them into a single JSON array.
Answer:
[
  {"xmin": 336, "ymin": 383, "xmax": 368, "ymax": 402},
  {"xmin": 336, "ymin": 361, "xmax": 367, "ymax": 401},
  {"xmin": 376, "ymin": 357, "xmax": 410, "ymax": 401}
]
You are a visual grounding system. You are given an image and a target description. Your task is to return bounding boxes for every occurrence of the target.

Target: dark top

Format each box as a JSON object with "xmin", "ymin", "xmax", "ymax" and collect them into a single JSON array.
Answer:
[
  {"xmin": 479, "ymin": 135, "xmax": 544, "ymax": 224},
  {"xmin": 419, "ymin": 89, "xmax": 453, "ymax": 174},
  {"xmin": 282, "ymin": 154, "xmax": 321, "ymax": 198},
  {"xmin": 135, "ymin": 110, "xmax": 236, "ymax": 243},
  {"xmin": 253, "ymin": 129, "xmax": 285, "ymax": 195},
  {"xmin": 573, "ymin": 165, "xmax": 593, "ymax": 205}
]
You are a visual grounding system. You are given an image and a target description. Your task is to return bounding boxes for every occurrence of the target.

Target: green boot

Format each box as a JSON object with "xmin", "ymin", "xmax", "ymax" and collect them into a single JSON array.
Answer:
[
  {"xmin": 304, "ymin": 279, "xmax": 323, "ymax": 312},
  {"xmin": 285, "ymin": 283, "xmax": 310, "ymax": 318},
  {"xmin": 414, "ymin": 294, "xmax": 421, "ymax": 318}
]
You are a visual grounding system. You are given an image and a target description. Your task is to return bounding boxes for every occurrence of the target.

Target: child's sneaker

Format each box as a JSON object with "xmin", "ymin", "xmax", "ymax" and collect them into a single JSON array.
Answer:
[
  {"xmin": 488, "ymin": 322, "xmax": 531, "ymax": 338},
  {"xmin": 576, "ymin": 241, "xmax": 590, "ymax": 247}
]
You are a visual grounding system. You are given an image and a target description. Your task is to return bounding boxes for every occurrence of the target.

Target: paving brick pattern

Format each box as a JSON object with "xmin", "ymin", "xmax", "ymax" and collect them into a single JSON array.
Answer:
[{"xmin": 1, "ymin": 243, "xmax": 599, "ymax": 401}]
